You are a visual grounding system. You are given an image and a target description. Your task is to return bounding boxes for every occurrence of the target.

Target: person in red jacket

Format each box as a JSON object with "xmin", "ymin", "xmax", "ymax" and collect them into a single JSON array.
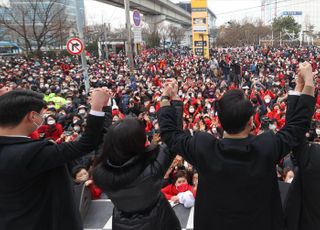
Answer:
[
  {"xmin": 73, "ymin": 166, "xmax": 102, "ymax": 200},
  {"xmin": 37, "ymin": 115, "xmax": 64, "ymax": 141},
  {"xmin": 29, "ymin": 130, "xmax": 40, "ymax": 140},
  {"xmin": 161, "ymin": 170, "xmax": 196, "ymax": 208}
]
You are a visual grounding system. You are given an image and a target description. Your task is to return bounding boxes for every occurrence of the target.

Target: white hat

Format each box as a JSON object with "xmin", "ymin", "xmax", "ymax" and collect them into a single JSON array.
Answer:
[{"xmin": 112, "ymin": 104, "xmax": 119, "ymax": 110}]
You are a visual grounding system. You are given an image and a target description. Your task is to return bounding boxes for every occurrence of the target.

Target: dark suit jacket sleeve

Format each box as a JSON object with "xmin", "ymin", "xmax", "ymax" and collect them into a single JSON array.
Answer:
[
  {"xmin": 273, "ymin": 95, "xmax": 315, "ymax": 162},
  {"xmin": 171, "ymin": 100, "xmax": 184, "ymax": 130},
  {"xmin": 154, "ymin": 101, "xmax": 184, "ymax": 176},
  {"xmin": 26, "ymin": 114, "xmax": 105, "ymax": 173},
  {"xmin": 158, "ymin": 105, "xmax": 207, "ymax": 167},
  {"xmin": 286, "ymin": 94, "xmax": 300, "ymax": 123},
  {"xmin": 103, "ymin": 106, "xmax": 113, "ymax": 130},
  {"xmin": 154, "ymin": 144, "xmax": 176, "ymax": 177}
]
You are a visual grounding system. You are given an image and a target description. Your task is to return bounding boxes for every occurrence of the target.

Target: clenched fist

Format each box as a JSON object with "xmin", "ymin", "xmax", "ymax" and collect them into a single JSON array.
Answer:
[
  {"xmin": 90, "ymin": 88, "xmax": 111, "ymax": 111},
  {"xmin": 162, "ymin": 78, "xmax": 179, "ymax": 100},
  {"xmin": 298, "ymin": 62, "xmax": 314, "ymax": 86}
]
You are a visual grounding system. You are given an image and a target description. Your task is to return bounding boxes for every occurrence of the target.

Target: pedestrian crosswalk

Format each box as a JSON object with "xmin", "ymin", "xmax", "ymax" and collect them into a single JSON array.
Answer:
[{"xmin": 83, "ymin": 199, "xmax": 194, "ymax": 230}]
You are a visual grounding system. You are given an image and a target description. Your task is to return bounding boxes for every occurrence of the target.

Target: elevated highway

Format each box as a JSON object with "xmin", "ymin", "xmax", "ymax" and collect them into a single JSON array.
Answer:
[{"xmin": 97, "ymin": 0, "xmax": 192, "ymax": 26}]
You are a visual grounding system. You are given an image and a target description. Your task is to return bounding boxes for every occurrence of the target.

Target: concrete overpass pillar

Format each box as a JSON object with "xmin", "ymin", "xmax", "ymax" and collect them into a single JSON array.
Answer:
[{"xmin": 144, "ymin": 15, "xmax": 167, "ymax": 28}]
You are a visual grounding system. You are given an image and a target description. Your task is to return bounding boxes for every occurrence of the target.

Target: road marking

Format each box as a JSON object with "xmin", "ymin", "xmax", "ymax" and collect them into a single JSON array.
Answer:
[
  {"xmin": 103, "ymin": 216, "xmax": 112, "ymax": 229},
  {"xmin": 92, "ymin": 199, "xmax": 112, "ymax": 202},
  {"xmin": 186, "ymin": 206, "xmax": 194, "ymax": 229}
]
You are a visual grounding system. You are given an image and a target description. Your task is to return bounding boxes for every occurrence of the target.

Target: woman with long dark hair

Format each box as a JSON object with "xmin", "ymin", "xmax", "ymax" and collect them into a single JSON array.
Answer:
[{"xmin": 92, "ymin": 116, "xmax": 181, "ymax": 230}]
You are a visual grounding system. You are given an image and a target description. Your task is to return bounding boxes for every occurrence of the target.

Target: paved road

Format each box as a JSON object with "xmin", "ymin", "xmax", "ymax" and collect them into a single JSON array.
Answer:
[{"xmin": 83, "ymin": 199, "xmax": 194, "ymax": 230}]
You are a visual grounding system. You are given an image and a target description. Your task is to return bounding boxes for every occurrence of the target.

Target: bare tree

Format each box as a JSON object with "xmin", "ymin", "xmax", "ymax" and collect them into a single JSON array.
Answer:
[
  {"xmin": 304, "ymin": 16, "xmax": 315, "ymax": 39},
  {"xmin": 158, "ymin": 24, "xmax": 170, "ymax": 47},
  {"xmin": 0, "ymin": 27, "xmax": 12, "ymax": 41},
  {"xmin": 109, "ymin": 26, "xmax": 127, "ymax": 40},
  {"xmin": 84, "ymin": 23, "xmax": 111, "ymax": 43},
  {"xmin": 0, "ymin": 0, "xmax": 73, "ymax": 54},
  {"xmin": 216, "ymin": 18, "xmax": 271, "ymax": 47},
  {"xmin": 141, "ymin": 24, "xmax": 160, "ymax": 48},
  {"xmin": 168, "ymin": 25, "xmax": 186, "ymax": 45}
]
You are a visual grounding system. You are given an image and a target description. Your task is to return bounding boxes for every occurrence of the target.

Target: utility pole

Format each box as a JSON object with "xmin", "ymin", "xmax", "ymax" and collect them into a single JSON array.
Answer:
[
  {"xmin": 259, "ymin": 36, "xmax": 261, "ymax": 46},
  {"xmin": 98, "ymin": 37, "xmax": 102, "ymax": 59},
  {"xmin": 75, "ymin": 0, "xmax": 90, "ymax": 94},
  {"xmin": 124, "ymin": 0, "xmax": 134, "ymax": 72},
  {"xmin": 104, "ymin": 23, "xmax": 109, "ymax": 59},
  {"xmin": 280, "ymin": 31, "xmax": 282, "ymax": 46},
  {"xmin": 274, "ymin": 0, "xmax": 278, "ymax": 19}
]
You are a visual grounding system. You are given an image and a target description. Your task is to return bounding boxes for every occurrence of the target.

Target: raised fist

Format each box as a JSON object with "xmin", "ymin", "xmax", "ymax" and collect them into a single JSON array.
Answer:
[
  {"xmin": 90, "ymin": 88, "xmax": 111, "ymax": 111},
  {"xmin": 298, "ymin": 62, "xmax": 314, "ymax": 86}
]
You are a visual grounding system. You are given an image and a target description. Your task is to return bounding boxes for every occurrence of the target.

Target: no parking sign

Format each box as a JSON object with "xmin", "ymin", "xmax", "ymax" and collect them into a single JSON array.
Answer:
[{"xmin": 133, "ymin": 10, "xmax": 141, "ymax": 27}]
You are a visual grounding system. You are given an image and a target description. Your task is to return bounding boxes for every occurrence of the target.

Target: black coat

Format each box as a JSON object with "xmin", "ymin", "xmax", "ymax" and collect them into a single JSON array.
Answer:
[
  {"xmin": 92, "ymin": 145, "xmax": 181, "ymax": 230},
  {"xmin": 285, "ymin": 95, "xmax": 320, "ymax": 230},
  {"xmin": 158, "ymin": 94, "xmax": 315, "ymax": 230},
  {"xmin": 0, "ymin": 115, "xmax": 105, "ymax": 230}
]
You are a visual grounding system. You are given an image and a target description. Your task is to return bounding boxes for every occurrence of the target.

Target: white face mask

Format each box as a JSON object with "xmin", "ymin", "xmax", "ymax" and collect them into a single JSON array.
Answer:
[
  {"xmin": 265, "ymin": 98, "xmax": 271, "ymax": 104},
  {"xmin": 78, "ymin": 109, "xmax": 86, "ymax": 115},
  {"xmin": 316, "ymin": 129, "xmax": 320, "ymax": 136},
  {"xmin": 269, "ymin": 124, "xmax": 276, "ymax": 131},
  {"xmin": 78, "ymin": 174, "xmax": 89, "ymax": 182},
  {"xmin": 149, "ymin": 107, "xmax": 155, "ymax": 113},
  {"xmin": 74, "ymin": 126, "xmax": 81, "ymax": 132},
  {"xmin": 189, "ymin": 108, "xmax": 195, "ymax": 114},
  {"xmin": 47, "ymin": 119, "xmax": 56, "ymax": 125}
]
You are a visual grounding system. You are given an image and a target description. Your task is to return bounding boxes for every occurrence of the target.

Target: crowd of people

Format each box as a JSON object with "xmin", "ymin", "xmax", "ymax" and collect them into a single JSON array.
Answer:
[{"xmin": 0, "ymin": 45, "xmax": 320, "ymax": 229}]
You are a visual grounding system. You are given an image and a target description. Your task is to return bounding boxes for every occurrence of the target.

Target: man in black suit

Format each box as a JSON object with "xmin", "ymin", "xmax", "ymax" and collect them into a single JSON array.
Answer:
[
  {"xmin": 157, "ymin": 62, "xmax": 315, "ymax": 230},
  {"xmin": 0, "ymin": 88, "xmax": 110, "ymax": 230},
  {"xmin": 286, "ymin": 142, "xmax": 320, "ymax": 230},
  {"xmin": 284, "ymin": 64, "xmax": 320, "ymax": 230}
]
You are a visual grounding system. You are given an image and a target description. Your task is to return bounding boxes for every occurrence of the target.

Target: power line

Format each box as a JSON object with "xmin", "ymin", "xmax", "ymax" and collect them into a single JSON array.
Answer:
[{"xmin": 215, "ymin": 0, "xmax": 314, "ymax": 16}]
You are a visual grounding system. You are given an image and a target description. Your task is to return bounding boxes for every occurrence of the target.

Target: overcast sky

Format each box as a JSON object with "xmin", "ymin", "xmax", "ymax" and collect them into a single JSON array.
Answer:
[
  {"xmin": 85, "ymin": 0, "xmax": 262, "ymax": 27},
  {"xmin": 0, "ymin": 0, "xmax": 262, "ymax": 27}
]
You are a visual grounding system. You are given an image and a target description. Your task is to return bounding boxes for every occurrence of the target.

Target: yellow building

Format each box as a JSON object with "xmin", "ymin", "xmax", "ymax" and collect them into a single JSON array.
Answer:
[{"xmin": 191, "ymin": 0, "xmax": 216, "ymax": 58}]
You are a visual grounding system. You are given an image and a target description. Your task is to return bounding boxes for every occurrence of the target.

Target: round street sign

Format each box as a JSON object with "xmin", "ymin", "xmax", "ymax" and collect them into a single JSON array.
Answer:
[
  {"xmin": 66, "ymin": 37, "xmax": 84, "ymax": 55},
  {"xmin": 133, "ymin": 10, "xmax": 141, "ymax": 27}
]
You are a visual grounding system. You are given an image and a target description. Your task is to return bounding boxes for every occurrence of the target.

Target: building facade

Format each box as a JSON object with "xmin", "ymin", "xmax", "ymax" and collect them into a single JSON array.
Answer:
[
  {"xmin": 261, "ymin": 0, "xmax": 320, "ymax": 32},
  {"xmin": 1, "ymin": 0, "xmax": 84, "ymax": 49},
  {"xmin": 178, "ymin": 1, "xmax": 217, "ymax": 50}
]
